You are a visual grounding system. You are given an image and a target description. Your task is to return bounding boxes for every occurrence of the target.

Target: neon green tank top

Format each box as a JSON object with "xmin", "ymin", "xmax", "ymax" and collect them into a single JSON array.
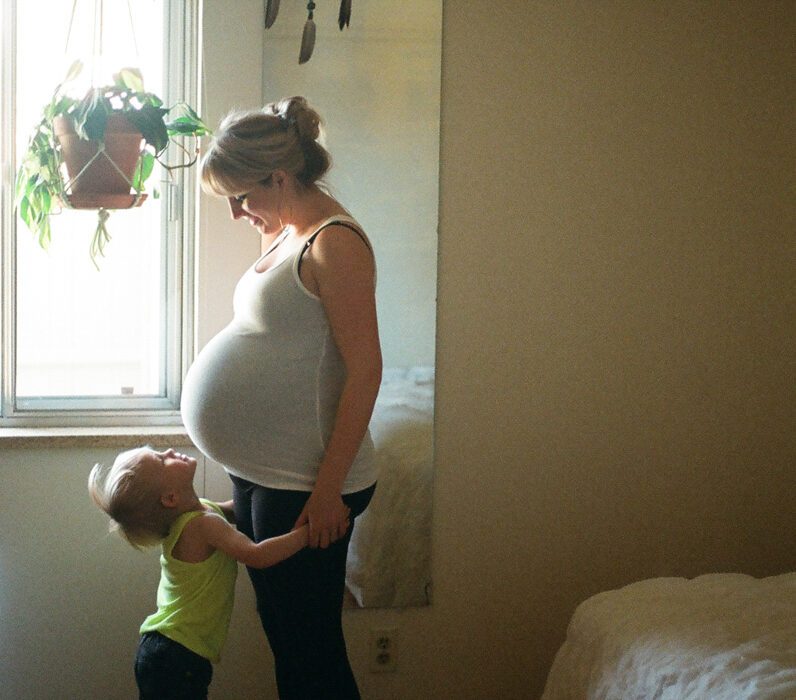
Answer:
[{"xmin": 139, "ymin": 499, "xmax": 238, "ymax": 662}]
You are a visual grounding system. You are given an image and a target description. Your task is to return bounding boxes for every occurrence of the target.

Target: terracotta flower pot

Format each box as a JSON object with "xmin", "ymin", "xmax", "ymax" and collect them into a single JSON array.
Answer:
[{"xmin": 54, "ymin": 114, "xmax": 143, "ymax": 195}]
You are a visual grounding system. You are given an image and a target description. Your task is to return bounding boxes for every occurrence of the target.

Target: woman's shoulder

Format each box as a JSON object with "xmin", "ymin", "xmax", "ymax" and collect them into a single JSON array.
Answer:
[
  {"xmin": 296, "ymin": 213, "xmax": 375, "ymax": 294},
  {"xmin": 306, "ymin": 215, "xmax": 372, "ymax": 254}
]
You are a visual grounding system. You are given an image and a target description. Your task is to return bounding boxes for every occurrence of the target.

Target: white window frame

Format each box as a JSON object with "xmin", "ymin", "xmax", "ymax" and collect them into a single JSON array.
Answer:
[{"xmin": 0, "ymin": 0, "xmax": 200, "ymax": 428}]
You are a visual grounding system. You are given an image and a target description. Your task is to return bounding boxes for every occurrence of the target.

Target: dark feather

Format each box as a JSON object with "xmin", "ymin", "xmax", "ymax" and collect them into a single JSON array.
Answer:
[
  {"xmin": 298, "ymin": 18, "xmax": 316, "ymax": 64},
  {"xmin": 264, "ymin": 0, "xmax": 280, "ymax": 29},
  {"xmin": 338, "ymin": 0, "xmax": 352, "ymax": 30}
]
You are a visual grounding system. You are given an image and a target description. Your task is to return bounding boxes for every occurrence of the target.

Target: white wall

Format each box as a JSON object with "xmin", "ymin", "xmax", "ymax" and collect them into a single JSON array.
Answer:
[
  {"xmin": 199, "ymin": 0, "xmax": 440, "ymax": 368},
  {"xmin": 0, "ymin": 447, "xmax": 201, "ymax": 699},
  {"xmin": 258, "ymin": 0, "xmax": 441, "ymax": 369},
  {"xmin": 196, "ymin": 0, "xmax": 265, "ymax": 348},
  {"xmin": 1, "ymin": 2, "xmax": 794, "ymax": 699}
]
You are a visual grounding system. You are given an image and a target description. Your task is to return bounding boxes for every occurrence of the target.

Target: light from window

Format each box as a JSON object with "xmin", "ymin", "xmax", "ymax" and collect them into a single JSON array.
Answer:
[{"xmin": 14, "ymin": 0, "xmax": 166, "ymax": 400}]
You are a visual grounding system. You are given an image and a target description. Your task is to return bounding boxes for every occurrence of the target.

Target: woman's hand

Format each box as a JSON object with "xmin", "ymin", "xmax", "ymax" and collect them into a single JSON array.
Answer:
[{"xmin": 294, "ymin": 485, "xmax": 351, "ymax": 549}]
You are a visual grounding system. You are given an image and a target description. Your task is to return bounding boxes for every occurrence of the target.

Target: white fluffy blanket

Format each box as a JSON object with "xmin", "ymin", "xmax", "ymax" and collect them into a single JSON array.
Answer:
[
  {"xmin": 542, "ymin": 573, "xmax": 796, "ymax": 700},
  {"xmin": 346, "ymin": 367, "xmax": 434, "ymax": 608}
]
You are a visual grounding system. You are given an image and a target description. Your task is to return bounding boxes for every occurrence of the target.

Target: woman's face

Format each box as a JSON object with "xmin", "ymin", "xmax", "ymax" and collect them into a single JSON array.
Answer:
[{"xmin": 227, "ymin": 177, "xmax": 281, "ymax": 234}]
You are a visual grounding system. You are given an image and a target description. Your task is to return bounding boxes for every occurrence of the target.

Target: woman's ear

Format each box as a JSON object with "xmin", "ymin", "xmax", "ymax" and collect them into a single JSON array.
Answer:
[
  {"xmin": 271, "ymin": 169, "xmax": 288, "ymax": 189},
  {"xmin": 160, "ymin": 491, "xmax": 178, "ymax": 509}
]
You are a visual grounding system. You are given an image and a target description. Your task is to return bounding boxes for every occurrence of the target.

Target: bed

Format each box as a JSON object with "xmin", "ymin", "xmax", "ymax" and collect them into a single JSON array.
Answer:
[
  {"xmin": 345, "ymin": 367, "xmax": 434, "ymax": 608},
  {"xmin": 542, "ymin": 572, "xmax": 796, "ymax": 700}
]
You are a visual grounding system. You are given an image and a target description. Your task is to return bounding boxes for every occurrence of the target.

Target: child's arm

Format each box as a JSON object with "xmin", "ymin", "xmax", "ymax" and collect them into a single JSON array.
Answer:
[{"xmin": 197, "ymin": 514, "xmax": 310, "ymax": 569}]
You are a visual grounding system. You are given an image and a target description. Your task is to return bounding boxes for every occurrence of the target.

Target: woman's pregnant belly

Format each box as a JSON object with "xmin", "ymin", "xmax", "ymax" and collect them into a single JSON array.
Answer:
[{"xmin": 181, "ymin": 326, "xmax": 325, "ymax": 479}]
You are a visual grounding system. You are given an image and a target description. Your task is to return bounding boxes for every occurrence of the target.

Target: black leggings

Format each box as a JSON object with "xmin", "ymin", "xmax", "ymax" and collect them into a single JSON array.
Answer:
[{"xmin": 230, "ymin": 476, "xmax": 376, "ymax": 700}]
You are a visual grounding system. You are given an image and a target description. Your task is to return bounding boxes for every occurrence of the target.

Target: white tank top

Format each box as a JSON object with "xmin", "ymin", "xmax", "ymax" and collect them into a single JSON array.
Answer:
[{"xmin": 181, "ymin": 216, "xmax": 377, "ymax": 493}]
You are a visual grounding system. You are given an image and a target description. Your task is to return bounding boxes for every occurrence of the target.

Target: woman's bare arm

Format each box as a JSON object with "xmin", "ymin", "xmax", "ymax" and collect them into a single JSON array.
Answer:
[{"xmin": 294, "ymin": 225, "xmax": 381, "ymax": 548}]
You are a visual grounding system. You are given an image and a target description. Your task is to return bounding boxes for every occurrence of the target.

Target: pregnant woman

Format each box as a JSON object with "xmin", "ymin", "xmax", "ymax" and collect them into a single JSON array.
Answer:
[{"xmin": 181, "ymin": 96, "xmax": 381, "ymax": 700}]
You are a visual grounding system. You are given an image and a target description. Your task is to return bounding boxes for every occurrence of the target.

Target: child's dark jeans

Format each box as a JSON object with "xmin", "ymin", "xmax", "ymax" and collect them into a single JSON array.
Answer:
[{"xmin": 134, "ymin": 631, "xmax": 212, "ymax": 700}]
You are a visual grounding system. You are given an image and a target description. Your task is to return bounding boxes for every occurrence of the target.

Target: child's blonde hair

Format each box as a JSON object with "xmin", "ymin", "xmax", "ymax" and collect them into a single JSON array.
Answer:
[{"xmin": 88, "ymin": 446, "xmax": 174, "ymax": 548}]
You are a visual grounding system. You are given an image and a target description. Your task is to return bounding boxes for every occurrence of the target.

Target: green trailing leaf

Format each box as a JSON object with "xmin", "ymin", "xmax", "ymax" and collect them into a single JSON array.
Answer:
[
  {"xmin": 39, "ymin": 188, "xmax": 51, "ymax": 220},
  {"xmin": 182, "ymin": 103, "xmax": 201, "ymax": 120},
  {"xmin": 145, "ymin": 93, "xmax": 164, "ymax": 109},
  {"xmin": 45, "ymin": 96, "xmax": 72, "ymax": 121},
  {"xmin": 165, "ymin": 102, "xmax": 211, "ymax": 136},
  {"xmin": 113, "ymin": 67, "xmax": 145, "ymax": 93},
  {"xmin": 19, "ymin": 197, "xmax": 30, "ymax": 228},
  {"xmin": 166, "ymin": 116, "xmax": 209, "ymax": 136},
  {"xmin": 15, "ymin": 170, "xmax": 28, "ymax": 200},
  {"xmin": 132, "ymin": 152, "xmax": 155, "ymax": 191},
  {"xmin": 178, "ymin": 103, "xmax": 205, "ymax": 126},
  {"xmin": 75, "ymin": 88, "xmax": 110, "ymax": 141},
  {"xmin": 125, "ymin": 104, "xmax": 168, "ymax": 153},
  {"xmin": 63, "ymin": 59, "xmax": 83, "ymax": 84}
]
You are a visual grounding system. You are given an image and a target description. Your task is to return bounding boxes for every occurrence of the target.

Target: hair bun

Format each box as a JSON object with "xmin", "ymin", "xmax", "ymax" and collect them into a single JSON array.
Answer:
[
  {"xmin": 265, "ymin": 96, "xmax": 330, "ymax": 185},
  {"xmin": 267, "ymin": 96, "xmax": 321, "ymax": 144}
]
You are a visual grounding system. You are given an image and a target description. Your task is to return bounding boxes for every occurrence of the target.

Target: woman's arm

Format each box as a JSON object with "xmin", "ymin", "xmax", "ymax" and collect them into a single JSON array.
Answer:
[
  {"xmin": 216, "ymin": 499, "xmax": 236, "ymax": 524},
  {"xmin": 198, "ymin": 513, "xmax": 310, "ymax": 568},
  {"xmin": 294, "ymin": 225, "xmax": 382, "ymax": 548}
]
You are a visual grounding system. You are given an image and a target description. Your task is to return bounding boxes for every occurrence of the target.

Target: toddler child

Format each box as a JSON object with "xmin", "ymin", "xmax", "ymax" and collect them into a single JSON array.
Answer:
[{"xmin": 88, "ymin": 446, "xmax": 321, "ymax": 699}]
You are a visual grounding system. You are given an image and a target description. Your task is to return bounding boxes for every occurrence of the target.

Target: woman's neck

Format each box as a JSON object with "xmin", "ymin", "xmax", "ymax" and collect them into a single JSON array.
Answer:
[{"xmin": 289, "ymin": 185, "xmax": 346, "ymax": 237}]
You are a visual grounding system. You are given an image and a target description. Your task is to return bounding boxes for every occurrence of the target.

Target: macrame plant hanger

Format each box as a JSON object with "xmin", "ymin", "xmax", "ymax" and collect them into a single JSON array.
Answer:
[{"xmin": 60, "ymin": 0, "xmax": 147, "ymax": 264}]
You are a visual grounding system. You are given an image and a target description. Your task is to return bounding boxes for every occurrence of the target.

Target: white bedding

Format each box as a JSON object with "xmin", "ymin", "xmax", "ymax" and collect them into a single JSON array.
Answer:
[
  {"xmin": 542, "ymin": 573, "xmax": 796, "ymax": 700},
  {"xmin": 345, "ymin": 367, "xmax": 434, "ymax": 608}
]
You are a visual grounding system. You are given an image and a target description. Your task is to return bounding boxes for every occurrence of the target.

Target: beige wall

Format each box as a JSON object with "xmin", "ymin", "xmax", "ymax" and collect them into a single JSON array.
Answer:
[
  {"xmin": 432, "ymin": 1, "xmax": 794, "ymax": 696},
  {"xmin": 0, "ymin": 2, "xmax": 793, "ymax": 699}
]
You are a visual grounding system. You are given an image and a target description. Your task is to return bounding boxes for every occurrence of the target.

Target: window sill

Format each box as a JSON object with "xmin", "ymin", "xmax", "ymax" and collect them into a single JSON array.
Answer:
[{"xmin": 0, "ymin": 426, "xmax": 195, "ymax": 450}]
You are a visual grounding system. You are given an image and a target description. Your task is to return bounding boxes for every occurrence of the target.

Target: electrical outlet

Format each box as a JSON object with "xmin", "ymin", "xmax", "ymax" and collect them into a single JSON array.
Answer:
[{"xmin": 368, "ymin": 627, "xmax": 398, "ymax": 673}]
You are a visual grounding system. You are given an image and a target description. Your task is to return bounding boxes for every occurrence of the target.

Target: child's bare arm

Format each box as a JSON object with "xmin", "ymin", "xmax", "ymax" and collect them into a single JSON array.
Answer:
[{"xmin": 199, "ymin": 514, "xmax": 309, "ymax": 568}]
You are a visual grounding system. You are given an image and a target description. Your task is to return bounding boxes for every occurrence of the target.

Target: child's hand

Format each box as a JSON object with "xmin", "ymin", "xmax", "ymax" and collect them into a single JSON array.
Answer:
[
  {"xmin": 297, "ymin": 523, "xmax": 311, "ymax": 548},
  {"xmin": 293, "ymin": 490, "xmax": 351, "ymax": 549}
]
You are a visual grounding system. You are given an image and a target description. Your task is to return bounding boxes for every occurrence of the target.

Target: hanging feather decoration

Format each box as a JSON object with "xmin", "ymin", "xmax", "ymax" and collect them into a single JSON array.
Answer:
[
  {"xmin": 298, "ymin": 1, "xmax": 316, "ymax": 64},
  {"xmin": 338, "ymin": 0, "xmax": 351, "ymax": 30},
  {"xmin": 264, "ymin": 0, "xmax": 280, "ymax": 29}
]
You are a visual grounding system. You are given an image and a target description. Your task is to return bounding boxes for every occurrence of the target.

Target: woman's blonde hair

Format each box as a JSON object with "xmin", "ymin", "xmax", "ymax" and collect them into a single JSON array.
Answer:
[
  {"xmin": 88, "ymin": 447, "xmax": 173, "ymax": 549},
  {"xmin": 200, "ymin": 96, "xmax": 332, "ymax": 197}
]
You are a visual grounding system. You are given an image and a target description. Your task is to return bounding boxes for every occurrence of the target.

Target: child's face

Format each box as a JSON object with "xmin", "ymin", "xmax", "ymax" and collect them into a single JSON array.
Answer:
[{"xmin": 139, "ymin": 448, "xmax": 198, "ymax": 494}]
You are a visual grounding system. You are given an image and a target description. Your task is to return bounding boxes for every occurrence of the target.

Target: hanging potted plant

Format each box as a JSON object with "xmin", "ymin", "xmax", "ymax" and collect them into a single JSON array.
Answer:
[{"xmin": 15, "ymin": 61, "xmax": 210, "ymax": 266}]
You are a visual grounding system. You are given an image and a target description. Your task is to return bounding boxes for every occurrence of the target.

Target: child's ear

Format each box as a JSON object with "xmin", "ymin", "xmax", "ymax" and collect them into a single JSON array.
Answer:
[{"xmin": 160, "ymin": 491, "xmax": 178, "ymax": 508}]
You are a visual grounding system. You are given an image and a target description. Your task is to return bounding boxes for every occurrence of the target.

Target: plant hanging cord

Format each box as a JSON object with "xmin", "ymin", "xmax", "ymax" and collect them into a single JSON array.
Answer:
[
  {"xmin": 61, "ymin": 142, "xmax": 139, "ymax": 195},
  {"xmin": 64, "ymin": 0, "xmax": 140, "ymax": 65},
  {"xmin": 125, "ymin": 0, "xmax": 140, "ymax": 59},
  {"xmin": 92, "ymin": 0, "xmax": 103, "ymax": 87},
  {"xmin": 64, "ymin": 0, "xmax": 80, "ymax": 55}
]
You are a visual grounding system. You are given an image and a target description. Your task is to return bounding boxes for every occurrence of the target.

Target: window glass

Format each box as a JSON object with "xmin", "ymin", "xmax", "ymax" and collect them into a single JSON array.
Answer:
[{"xmin": 14, "ymin": 0, "xmax": 167, "ymax": 400}]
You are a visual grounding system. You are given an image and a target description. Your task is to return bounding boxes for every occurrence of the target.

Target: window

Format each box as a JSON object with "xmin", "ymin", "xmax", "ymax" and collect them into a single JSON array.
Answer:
[{"xmin": 0, "ymin": 0, "xmax": 199, "ymax": 427}]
